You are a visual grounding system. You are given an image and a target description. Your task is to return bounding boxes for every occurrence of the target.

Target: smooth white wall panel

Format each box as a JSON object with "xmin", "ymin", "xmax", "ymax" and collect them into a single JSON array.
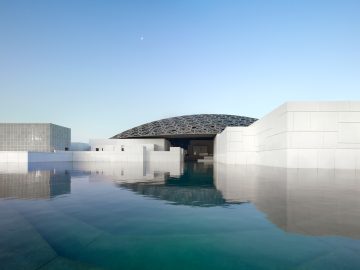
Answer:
[
  {"xmin": 338, "ymin": 123, "xmax": 360, "ymax": 144},
  {"xmin": 214, "ymin": 101, "xmax": 360, "ymax": 169}
]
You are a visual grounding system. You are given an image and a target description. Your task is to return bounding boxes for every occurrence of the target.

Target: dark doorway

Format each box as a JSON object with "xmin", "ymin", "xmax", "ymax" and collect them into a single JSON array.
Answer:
[{"xmin": 168, "ymin": 137, "xmax": 214, "ymax": 161}]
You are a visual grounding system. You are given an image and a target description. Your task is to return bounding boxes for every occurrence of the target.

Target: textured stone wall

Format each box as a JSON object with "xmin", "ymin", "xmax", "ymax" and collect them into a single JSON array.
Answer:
[
  {"xmin": 50, "ymin": 124, "xmax": 71, "ymax": 151},
  {"xmin": 0, "ymin": 124, "xmax": 50, "ymax": 151},
  {"xmin": 0, "ymin": 123, "xmax": 70, "ymax": 152}
]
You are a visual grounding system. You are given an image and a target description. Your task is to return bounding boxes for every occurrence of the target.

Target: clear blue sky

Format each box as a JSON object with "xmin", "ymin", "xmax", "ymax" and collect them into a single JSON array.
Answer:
[{"xmin": 0, "ymin": 0, "xmax": 359, "ymax": 142}]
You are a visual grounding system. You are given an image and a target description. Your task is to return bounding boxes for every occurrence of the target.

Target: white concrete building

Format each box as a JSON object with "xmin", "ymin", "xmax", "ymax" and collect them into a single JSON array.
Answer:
[
  {"xmin": 89, "ymin": 138, "xmax": 169, "ymax": 152},
  {"xmin": 0, "ymin": 138, "xmax": 183, "ymax": 164},
  {"xmin": 2, "ymin": 101, "xmax": 360, "ymax": 169},
  {"xmin": 76, "ymin": 138, "xmax": 183, "ymax": 163},
  {"xmin": 214, "ymin": 101, "xmax": 360, "ymax": 169}
]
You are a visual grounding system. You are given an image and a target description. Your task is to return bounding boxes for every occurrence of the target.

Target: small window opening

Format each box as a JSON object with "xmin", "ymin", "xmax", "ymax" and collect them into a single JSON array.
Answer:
[
  {"xmin": 96, "ymin": 148, "xmax": 99, "ymax": 151},
  {"xmin": 65, "ymin": 147, "xmax": 69, "ymax": 151},
  {"xmin": 121, "ymin": 145, "xmax": 125, "ymax": 152}
]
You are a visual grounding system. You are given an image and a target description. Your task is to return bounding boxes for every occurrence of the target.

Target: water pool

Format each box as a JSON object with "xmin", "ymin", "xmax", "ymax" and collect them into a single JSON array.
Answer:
[{"xmin": 0, "ymin": 162, "xmax": 360, "ymax": 270}]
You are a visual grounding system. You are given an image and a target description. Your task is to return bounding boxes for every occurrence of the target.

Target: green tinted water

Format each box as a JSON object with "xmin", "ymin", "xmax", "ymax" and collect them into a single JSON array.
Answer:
[{"xmin": 0, "ymin": 162, "xmax": 360, "ymax": 270}]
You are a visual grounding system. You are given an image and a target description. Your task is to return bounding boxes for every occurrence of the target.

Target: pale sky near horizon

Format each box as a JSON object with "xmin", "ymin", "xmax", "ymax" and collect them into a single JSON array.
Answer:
[{"xmin": 0, "ymin": 0, "xmax": 359, "ymax": 142}]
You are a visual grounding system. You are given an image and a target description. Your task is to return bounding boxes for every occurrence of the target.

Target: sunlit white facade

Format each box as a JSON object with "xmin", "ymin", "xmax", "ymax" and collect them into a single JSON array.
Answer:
[
  {"xmin": 1, "ymin": 101, "xmax": 360, "ymax": 168},
  {"xmin": 214, "ymin": 101, "xmax": 360, "ymax": 169}
]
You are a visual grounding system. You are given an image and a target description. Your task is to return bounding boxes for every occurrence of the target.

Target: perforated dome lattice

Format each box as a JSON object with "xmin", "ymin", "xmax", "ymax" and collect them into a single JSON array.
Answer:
[{"xmin": 112, "ymin": 114, "xmax": 257, "ymax": 139}]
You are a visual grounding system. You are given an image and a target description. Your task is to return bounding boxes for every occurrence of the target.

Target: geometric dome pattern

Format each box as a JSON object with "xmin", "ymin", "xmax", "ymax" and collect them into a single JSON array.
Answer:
[{"xmin": 112, "ymin": 114, "xmax": 257, "ymax": 139}]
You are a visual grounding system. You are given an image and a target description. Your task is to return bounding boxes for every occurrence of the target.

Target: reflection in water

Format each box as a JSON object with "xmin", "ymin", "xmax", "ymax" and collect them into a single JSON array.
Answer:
[
  {"xmin": 1, "ymin": 161, "xmax": 360, "ymax": 269},
  {"xmin": 1, "ymin": 161, "xmax": 360, "ymax": 238},
  {"xmin": 72, "ymin": 161, "xmax": 184, "ymax": 183},
  {"xmin": 117, "ymin": 163, "xmax": 230, "ymax": 207},
  {"xmin": 214, "ymin": 163, "xmax": 360, "ymax": 238},
  {"xmin": 0, "ymin": 167, "xmax": 71, "ymax": 200},
  {"xmin": 75, "ymin": 162, "xmax": 231, "ymax": 207}
]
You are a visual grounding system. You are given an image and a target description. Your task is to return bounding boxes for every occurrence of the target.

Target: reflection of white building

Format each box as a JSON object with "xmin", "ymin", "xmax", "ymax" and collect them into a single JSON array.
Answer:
[
  {"xmin": 214, "ymin": 163, "xmax": 360, "ymax": 238},
  {"xmin": 73, "ymin": 160, "xmax": 184, "ymax": 182}
]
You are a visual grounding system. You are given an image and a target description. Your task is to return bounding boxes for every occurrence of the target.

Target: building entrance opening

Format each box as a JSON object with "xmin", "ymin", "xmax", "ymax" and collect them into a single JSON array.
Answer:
[{"xmin": 168, "ymin": 137, "xmax": 214, "ymax": 161}]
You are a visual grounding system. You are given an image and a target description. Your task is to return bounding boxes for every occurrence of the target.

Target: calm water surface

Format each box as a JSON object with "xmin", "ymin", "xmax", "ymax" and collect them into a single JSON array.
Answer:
[{"xmin": 0, "ymin": 161, "xmax": 360, "ymax": 270}]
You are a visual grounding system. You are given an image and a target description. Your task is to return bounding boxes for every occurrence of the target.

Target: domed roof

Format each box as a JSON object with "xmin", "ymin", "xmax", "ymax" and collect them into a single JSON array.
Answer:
[{"xmin": 112, "ymin": 114, "xmax": 257, "ymax": 139}]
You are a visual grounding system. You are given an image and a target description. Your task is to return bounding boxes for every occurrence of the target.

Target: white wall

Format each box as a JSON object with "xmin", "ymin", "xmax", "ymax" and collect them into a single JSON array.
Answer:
[
  {"xmin": 148, "ymin": 147, "xmax": 184, "ymax": 164},
  {"xmin": 0, "ymin": 151, "xmax": 28, "ymax": 163},
  {"xmin": 214, "ymin": 101, "xmax": 360, "ymax": 169},
  {"xmin": 0, "ymin": 153, "xmax": 29, "ymax": 173},
  {"xmin": 89, "ymin": 138, "xmax": 170, "ymax": 152},
  {"xmin": 0, "ymin": 146, "xmax": 184, "ymax": 164},
  {"xmin": 73, "ymin": 146, "xmax": 145, "ymax": 162}
]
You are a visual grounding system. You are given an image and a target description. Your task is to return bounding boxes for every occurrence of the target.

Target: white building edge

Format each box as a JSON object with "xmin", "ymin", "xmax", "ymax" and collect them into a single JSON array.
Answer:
[{"xmin": 215, "ymin": 101, "xmax": 360, "ymax": 169}]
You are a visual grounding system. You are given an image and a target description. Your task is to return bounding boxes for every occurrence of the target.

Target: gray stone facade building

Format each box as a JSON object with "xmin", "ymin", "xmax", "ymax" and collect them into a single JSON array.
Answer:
[{"xmin": 0, "ymin": 123, "xmax": 70, "ymax": 152}]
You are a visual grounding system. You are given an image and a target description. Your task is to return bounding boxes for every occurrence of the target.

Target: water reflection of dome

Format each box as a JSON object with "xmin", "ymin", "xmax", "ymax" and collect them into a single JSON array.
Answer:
[
  {"xmin": 118, "ymin": 182, "xmax": 227, "ymax": 207},
  {"xmin": 115, "ymin": 162, "xmax": 247, "ymax": 207}
]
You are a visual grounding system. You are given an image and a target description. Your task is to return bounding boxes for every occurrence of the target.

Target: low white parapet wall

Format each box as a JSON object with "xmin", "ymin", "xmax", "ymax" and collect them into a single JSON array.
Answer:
[
  {"xmin": 0, "ymin": 151, "xmax": 28, "ymax": 163},
  {"xmin": 0, "ymin": 159, "xmax": 28, "ymax": 173},
  {"xmin": 89, "ymin": 138, "xmax": 170, "ymax": 151},
  {"xmin": 214, "ymin": 101, "xmax": 360, "ymax": 169},
  {"xmin": 0, "ymin": 147, "xmax": 184, "ymax": 164},
  {"xmin": 148, "ymin": 147, "xmax": 184, "ymax": 163},
  {"xmin": 73, "ymin": 148, "xmax": 145, "ymax": 162}
]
